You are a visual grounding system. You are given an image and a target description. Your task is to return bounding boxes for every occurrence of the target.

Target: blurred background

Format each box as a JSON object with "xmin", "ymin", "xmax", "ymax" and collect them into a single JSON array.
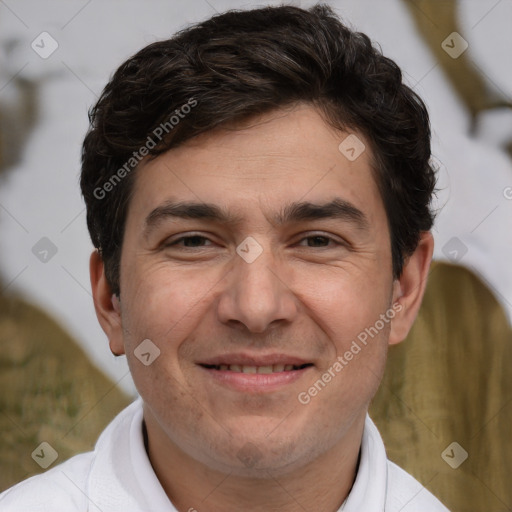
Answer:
[{"xmin": 1, "ymin": 0, "xmax": 511, "ymax": 509}]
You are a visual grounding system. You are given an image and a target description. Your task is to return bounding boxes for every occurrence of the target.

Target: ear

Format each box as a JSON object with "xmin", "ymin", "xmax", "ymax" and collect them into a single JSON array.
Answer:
[
  {"xmin": 90, "ymin": 250, "xmax": 125, "ymax": 356},
  {"xmin": 388, "ymin": 231, "xmax": 434, "ymax": 346}
]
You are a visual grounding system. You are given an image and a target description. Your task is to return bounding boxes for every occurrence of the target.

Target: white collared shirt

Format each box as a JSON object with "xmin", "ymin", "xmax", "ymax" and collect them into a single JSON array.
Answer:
[{"xmin": 0, "ymin": 399, "xmax": 449, "ymax": 511}]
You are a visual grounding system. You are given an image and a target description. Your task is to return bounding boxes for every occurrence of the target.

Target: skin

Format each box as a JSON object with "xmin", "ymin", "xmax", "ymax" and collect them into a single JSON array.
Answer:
[{"xmin": 91, "ymin": 103, "xmax": 433, "ymax": 512}]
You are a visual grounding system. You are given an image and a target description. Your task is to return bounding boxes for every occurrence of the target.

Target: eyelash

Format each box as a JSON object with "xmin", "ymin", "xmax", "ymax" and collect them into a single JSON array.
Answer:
[{"xmin": 164, "ymin": 233, "xmax": 344, "ymax": 249}]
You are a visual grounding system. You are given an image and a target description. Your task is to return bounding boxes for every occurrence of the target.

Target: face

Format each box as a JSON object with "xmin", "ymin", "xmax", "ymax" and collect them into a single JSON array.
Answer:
[{"xmin": 97, "ymin": 104, "xmax": 414, "ymax": 476}]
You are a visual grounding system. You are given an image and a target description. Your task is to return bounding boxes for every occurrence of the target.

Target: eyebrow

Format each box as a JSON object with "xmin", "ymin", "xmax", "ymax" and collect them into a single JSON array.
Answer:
[{"xmin": 144, "ymin": 197, "xmax": 370, "ymax": 234}]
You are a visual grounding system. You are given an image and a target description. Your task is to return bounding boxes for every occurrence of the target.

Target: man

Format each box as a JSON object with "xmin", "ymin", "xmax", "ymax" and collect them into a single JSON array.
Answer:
[{"xmin": 0, "ymin": 3, "xmax": 449, "ymax": 511}]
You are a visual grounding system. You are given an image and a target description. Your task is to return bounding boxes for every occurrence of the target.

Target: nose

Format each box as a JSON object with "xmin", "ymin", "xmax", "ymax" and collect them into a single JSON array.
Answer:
[{"xmin": 216, "ymin": 243, "xmax": 299, "ymax": 333}]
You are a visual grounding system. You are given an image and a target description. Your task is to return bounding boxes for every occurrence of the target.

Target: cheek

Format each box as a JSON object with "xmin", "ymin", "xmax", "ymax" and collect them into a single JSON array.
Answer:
[
  {"xmin": 301, "ymin": 267, "xmax": 391, "ymax": 340},
  {"xmin": 118, "ymin": 268, "xmax": 201, "ymax": 399},
  {"xmin": 300, "ymin": 267, "xmax": 393, "ymax": 406},
  {"xmin": 120, "ymin": 263, "xmax": 212, "ymax": 343}
]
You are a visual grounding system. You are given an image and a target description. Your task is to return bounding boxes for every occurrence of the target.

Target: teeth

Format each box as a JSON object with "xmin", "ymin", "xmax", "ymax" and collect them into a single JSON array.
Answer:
[{"xmin": 214, "ymin": 364, "xmax": 307, "ymax": 373}]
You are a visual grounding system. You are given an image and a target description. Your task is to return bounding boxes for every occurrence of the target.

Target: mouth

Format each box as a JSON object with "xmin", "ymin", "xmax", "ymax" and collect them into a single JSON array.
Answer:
[
  {"xmin": 199, "ymin": 363, "xmax": 313, "ymax": 374},
  {"xmin": 197, "ymin": 355, "xmax": 314, "ymax": 392}
]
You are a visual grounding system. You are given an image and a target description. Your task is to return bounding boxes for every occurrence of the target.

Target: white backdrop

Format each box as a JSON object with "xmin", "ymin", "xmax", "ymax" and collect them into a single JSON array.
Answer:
[{"xmin": 1, "ymin": 0, "xmax": 511, "ymax": 395}]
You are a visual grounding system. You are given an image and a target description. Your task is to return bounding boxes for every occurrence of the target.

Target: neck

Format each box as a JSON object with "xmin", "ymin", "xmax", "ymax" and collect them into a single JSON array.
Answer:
[{"xmin": 144, "ymin": 414, "xmax": 365, "ymax": 512}]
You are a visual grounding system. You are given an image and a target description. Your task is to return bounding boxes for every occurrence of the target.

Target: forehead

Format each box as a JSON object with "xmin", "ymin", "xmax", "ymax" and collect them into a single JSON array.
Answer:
[{"xmin": 126, "ymin": 104, "xmax": 386, "ymax": 232}]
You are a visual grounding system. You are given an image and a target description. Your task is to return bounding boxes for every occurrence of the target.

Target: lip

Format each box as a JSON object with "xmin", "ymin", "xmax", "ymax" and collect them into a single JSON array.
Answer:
[
  {"xmin": 198, "ymin": 353, "xmax": 312, "ymax": 367},
  {"xmin": 198, "ymin": 365, "xmax": 313, "ymax": 393},
  {"xmin": 196, "ymin": 352, "xmax": 314, "ymax": 393}
]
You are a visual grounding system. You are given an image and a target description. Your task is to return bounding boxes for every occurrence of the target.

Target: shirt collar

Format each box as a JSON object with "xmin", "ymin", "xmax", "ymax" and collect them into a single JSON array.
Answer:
[
  {"xmin": 340, "ymin": 414, "xmax": 388, "ymax": 511},
  {"xmin": 88, "ymin": 398, "xmax": 176, "ymax": 512},
  {"xmin": 88, "ymin": 399, "xmax": 386, "ymax": 512}
]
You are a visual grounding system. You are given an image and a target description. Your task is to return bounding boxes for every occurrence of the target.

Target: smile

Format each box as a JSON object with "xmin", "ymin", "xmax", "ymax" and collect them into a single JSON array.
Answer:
[
  {"xmin": 197, "ymin": 359, "xmax": 314, "ymax": 393},
  {"xmin": 200, "ymin": 363, "xmax": 313, "ymax": 373}
]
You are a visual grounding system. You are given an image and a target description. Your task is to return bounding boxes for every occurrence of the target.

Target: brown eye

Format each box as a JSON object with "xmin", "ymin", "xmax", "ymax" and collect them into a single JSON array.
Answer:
[
  {"xmin": 297, "ymin": 233, "xmax": 342, "ymax": 248},
  {"xmin": 165, "ymin": 235, "xmax": 213, "ymax": 248},
  {"xmin": 304, "ymin": 236, "xmax": 331, "ymax": 247}
]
